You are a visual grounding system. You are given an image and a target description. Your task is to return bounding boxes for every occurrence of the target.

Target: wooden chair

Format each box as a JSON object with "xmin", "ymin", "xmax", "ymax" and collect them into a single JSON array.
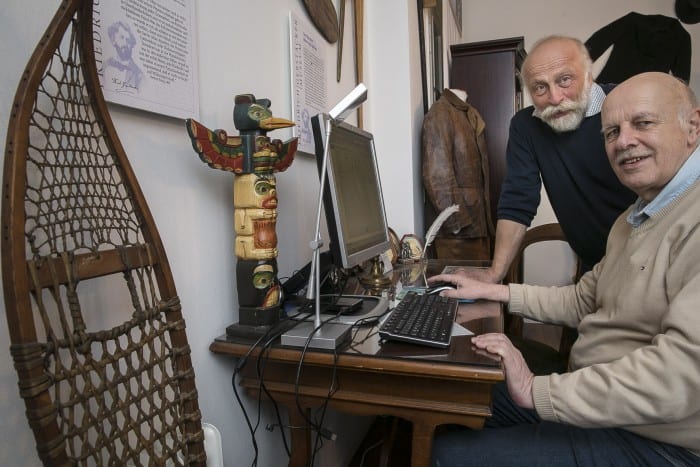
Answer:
[
  {"xmin": 1, "ymin": 1, "xmax": 206, "ymax": 464},
  {"xmin": 504, "ymin": 223, "xmax": 581, "ymax": 374}
]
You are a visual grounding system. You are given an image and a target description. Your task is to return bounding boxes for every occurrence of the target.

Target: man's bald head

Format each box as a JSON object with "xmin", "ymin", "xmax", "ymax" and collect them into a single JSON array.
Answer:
[{"xmin": 601, "ymin": 72, "xmax": 700, "ymax": 201}]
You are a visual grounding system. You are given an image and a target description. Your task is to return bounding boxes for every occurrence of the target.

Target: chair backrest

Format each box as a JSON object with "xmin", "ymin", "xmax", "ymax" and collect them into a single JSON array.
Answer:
[
  {"xmin": 1, "ymin": 1, "xmax": 205, "ymax": 464},
  {"xmin": 504, "ymin": 223, "xmax": 581, "ymax": 363}
]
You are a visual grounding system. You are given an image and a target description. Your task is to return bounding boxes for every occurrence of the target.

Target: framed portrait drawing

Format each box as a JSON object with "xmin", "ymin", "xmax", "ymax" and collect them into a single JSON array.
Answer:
[{"xmin": 93, "ymin": 0, "xmax": 199, "ymax": 120}]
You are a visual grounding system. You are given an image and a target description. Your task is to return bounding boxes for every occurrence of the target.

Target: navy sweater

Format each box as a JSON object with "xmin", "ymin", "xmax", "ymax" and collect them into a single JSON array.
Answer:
[{"xmin": 497, "ymin": 103, "xmax": 636, "ymax": 272}]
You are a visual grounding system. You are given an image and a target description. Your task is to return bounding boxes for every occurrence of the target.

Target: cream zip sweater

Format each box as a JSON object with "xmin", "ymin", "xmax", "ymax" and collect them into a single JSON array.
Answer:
[{"xmin": 509, "ymin": 180, "xmax": 700, "ymax": 456}]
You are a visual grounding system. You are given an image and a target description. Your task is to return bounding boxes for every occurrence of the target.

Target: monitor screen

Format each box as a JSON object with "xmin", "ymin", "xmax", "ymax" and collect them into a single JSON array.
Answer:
[{"xmin": 311, "ymin": 114, "xmax": 390, "ymax": 270}]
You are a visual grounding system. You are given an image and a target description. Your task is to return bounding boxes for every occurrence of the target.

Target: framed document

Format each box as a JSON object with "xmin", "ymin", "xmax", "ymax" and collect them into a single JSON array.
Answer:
[
  {"xmin": 289, "ymin": 11, "xmax": 329, "ymax": 156},
  {"xmin": 93, "ymin": 0, "xmax": 199, "ymax": 120}
]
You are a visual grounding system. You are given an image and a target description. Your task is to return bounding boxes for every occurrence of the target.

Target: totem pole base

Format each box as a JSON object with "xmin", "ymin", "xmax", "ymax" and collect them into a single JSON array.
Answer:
[
  {"xmin": 238, "ymin": 304, "xmax": 284, "ymax": 326},
  {"xmin": 226, "ymin": 305, "xmax": 290, "ymax": 339},
  {"xmin": 226, "ymin": 320, "xmax": 297, "ymax": 340}
]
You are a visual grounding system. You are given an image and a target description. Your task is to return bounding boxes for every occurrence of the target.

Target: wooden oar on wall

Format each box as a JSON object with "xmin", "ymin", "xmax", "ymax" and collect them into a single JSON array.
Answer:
[
  {"xmin": 337, "ymin": 0, "xmax": 345, "ymax": 82},
  {"xmin": 303, "ymin": 0, "xmax": 364, "ymax": 128},
  {"xmin": 354, "ymin": 0, "xmax": 364, "ymax": 128},
  {"xmin": 302, "ymin": 0, "xmax": 339, "ymax": 43}
]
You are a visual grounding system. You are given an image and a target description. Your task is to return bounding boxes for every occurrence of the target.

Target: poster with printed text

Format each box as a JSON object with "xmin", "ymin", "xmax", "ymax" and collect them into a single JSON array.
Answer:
[
  {"xmin": 93, "ymin": 0, "xmax": 199, "ymax": 119},
  {"xmin": 289, "ymin": 11, "xmax": 328, "ymax": 156}
]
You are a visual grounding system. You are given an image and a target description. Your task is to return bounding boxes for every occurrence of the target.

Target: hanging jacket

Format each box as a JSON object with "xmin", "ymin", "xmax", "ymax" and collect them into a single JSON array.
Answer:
[
  {"xmin": 422, "ymin": 89, "xmax": 493, "ymax": 238},
  {"xmin": 585, "ymin": 12, "xmax": 691, "ymax": 83}
]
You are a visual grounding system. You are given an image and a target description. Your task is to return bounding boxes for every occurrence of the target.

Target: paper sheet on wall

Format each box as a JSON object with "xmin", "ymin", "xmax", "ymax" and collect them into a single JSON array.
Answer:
[
  {"xmin": 92, "ymin": 0, "xmax": 199, "ymax": 120},
  {"xmin": 289, "ymin": 11, "xmax": 328, "ymax": 155}
]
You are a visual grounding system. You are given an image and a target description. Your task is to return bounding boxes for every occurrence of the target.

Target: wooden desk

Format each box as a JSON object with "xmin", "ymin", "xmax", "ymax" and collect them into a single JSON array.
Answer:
[{"xmin": 210, "ymin": 261, "xmax": 504, "ymax": 467}]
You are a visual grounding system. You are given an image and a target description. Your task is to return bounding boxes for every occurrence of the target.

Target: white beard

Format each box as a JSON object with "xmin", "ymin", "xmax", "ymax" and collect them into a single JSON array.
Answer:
[
  {"xmin": 543, "ymin": 107, "xmax": 587, "ymax": 133},
  {"xmin": 534, "ymin": 81, "xmax": 592, "ymax": 133}
]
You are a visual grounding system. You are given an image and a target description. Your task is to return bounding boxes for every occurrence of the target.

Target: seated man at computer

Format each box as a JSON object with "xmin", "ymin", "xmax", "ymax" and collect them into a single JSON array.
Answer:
[{"xmin": 429, "ymin": 72, "xmax": 700, "ymax": 465}]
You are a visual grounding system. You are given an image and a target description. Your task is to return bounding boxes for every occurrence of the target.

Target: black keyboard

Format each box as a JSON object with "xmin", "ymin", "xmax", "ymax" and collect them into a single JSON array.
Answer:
[{"xmin": 379, "ymin": 291, "xmax": 458, "ymax": 348}]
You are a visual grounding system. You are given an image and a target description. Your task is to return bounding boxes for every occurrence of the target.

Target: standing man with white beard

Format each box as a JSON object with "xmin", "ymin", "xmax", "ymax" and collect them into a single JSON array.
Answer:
[{"xmin": 468, "ymin": 35, "xmax": 636, "ymax": 284}]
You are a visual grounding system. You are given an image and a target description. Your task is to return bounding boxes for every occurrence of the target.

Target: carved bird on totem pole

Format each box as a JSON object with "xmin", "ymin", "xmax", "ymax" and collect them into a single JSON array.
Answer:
[{"xmin": 186, "ymin": 93, "xmax": 298, "ymax": 174}]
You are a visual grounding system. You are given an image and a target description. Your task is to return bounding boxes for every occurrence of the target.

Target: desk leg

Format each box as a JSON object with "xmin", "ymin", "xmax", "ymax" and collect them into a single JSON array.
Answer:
[
  {"xmin": 411, "ymin": 420, "xmax": 436, "ymax": 467},
  {"xmin": 288, "ymin": 407, "xmax": 311, "ymax": 467}
]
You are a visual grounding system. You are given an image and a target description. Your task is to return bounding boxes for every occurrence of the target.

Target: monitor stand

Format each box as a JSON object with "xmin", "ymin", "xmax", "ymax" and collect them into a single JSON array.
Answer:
[
  {"xmin": 280, "ymin": 295, "xmax": 389, "ymax": 349},
  {"xmin": 280, "ymin": 321, "xmax": 352, "ymax": 350},
  {"xmin": 301, "ymin": 295, "xmax": 389, "ymax": 325}
]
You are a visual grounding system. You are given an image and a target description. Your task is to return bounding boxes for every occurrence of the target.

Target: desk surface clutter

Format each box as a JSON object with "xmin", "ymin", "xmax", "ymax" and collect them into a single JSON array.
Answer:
[
  {"xmin": 210, "ymin": 260, "xmax": 503, "ymax": 467},
  {"xmin": 214, "ymin": 260, "xmax": 501, "ymax": 365}
]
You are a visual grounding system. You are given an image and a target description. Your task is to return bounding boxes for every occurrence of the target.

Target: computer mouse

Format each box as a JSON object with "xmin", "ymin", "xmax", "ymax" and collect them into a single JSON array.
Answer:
[{"xmin": 425, "ymin": 283, "xmax": 456, "ymax": 295}]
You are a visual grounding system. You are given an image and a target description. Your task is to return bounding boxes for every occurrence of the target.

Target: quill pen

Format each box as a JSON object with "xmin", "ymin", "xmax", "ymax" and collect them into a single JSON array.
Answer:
[{"xmin": 421, "ymin": 204, "xmax": 460, "ymax": 258}]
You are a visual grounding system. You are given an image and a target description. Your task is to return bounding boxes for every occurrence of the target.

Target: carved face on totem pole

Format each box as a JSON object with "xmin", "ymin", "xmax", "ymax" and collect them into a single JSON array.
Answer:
[
  {"xmin": 236, "ymin": 259, "xmax": 281, "ymax": 310},
  {"xmin": 233, "ymin": 173, "xmax": 278, "ymax": 260}
]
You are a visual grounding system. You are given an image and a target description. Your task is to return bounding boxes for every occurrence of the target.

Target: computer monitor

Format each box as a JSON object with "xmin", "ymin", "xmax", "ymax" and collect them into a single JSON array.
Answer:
[{"xmin": 310, "ymin": 113, "xmax": 391, "ymax": 270}]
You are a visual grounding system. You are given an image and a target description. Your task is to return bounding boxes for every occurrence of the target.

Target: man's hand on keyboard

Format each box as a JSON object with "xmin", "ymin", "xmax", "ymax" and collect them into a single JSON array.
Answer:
[{"xmin": 427, "ymin": 273, "xmax": 511, "ymax": 303}]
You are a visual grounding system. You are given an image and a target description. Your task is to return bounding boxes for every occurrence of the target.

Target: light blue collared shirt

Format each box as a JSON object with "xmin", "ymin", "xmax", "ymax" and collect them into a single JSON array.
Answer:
[
  {"xmin": 627, "ymin": 144, "xmax": 700, "ymax": 227},
  {"xmin": 585, "ymin": 83, "xmax": 606, "ymax": 117}
]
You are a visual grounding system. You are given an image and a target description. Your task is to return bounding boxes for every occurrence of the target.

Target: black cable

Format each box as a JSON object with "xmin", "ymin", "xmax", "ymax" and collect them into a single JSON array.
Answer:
[
  {"xmin": 250, "ymin": 335, "xmax": 275, "ymax": 455},
  {"xmin": 244, "ymin": 308, "xmax": 314, "ymax": 460},
  {"xmin": 292, "ymin": 313, "xmax": 345, "ymax": 464},
  {"xmin": 230, "ymin": 317, "xmax": 302, "ymax": 467},
  {"xmin": 309, "ymin": 348, "xmax": 340, "ymax": 465},
  {"xmin": 359, "ymin": 439, "xmax": 385, "ymax": 467},
  {"xmin": 345, "ymin": 304, "xmax": 391, "ymax": 352},
  {"xmin": 254, "ymin": 329, "xmax": 293, "ymax": 456},
  {"xmin": 232, "ymin": 283, "xmax": 383, "ymax": 466},
  {"xmin": 293, "ymin": 319, "xmax": 327, "ymax": 431},
  {"xmin": 231, "ymin": 335, "xmax": 267, "ymax": 467},
  {"xmin": 259, "ymin": 295, "xmax": 353, "ymax": 463}
]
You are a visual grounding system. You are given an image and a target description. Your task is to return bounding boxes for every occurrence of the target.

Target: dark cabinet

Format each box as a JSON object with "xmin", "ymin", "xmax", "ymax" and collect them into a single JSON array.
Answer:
[
  {"xmin": 450, "ymin": 37, "xmax": 526, "ymax": 231},
  {"xmin": 422, "ymin": 37, "xmax": 525, "ymax": 261}
]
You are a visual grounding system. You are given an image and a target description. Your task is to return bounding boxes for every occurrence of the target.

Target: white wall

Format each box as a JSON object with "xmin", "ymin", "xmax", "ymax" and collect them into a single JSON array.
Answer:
[{"xmin": 0, "ymin": 1, "xmax": 421, "ymax": 466}]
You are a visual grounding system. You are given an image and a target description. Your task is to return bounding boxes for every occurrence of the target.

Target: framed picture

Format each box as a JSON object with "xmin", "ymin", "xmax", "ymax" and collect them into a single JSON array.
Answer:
[
  {"xmin": 387, "ymin": 227, "xmax": 401, "ymax": 265},
  {"xmin": 399, "ymin": 234, "xmax": 424, "ymax": 263},
  {"xmin": 289, "ymin": 11, "xmax": 329, "ymax": 156},
  {"xmin": 93, "ymin": 0, "xmax": 199, "ymax": 120}
]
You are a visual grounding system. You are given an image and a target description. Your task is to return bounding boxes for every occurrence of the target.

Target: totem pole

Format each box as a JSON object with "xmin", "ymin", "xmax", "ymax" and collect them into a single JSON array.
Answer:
[{"xmin": 186, "ymin": 94, "xmax": 297, "ymax": 333}]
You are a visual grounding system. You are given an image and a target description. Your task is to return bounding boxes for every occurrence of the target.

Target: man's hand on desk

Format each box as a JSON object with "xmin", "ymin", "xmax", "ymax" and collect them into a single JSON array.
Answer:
[
  {"xmin": 451, "ymin": 266, "xmax": 501, "ymax": 284},
  {"xmin": 428, "ymin": 273, "xmax": 534, "ymax": 408},
  {"xmin": 472, "ymin": 333, "xmax": 535, "ymax": 410},
  {"xmin": 427, "ymin": 273, "xmax": 511, "ymax": 303}
]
